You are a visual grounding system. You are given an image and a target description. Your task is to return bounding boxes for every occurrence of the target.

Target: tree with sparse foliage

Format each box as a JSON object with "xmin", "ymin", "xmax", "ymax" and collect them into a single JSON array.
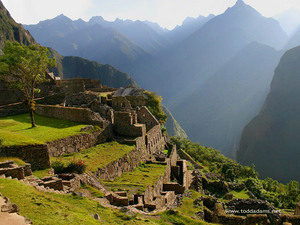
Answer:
[
  {"xmin": 0, "ymin": 41, "xmax": 56, "ymax": 127},
  {"xmin": 143, "ymin": 91, "xmax": 167, "ymax": 124}
]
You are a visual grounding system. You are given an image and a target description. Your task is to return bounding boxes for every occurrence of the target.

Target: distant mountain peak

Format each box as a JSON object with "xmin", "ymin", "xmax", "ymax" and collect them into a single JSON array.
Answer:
[
  {"xmin": 225, "ymin": 0, "xmax": 261, "ymax": 17},
  {"xmin": 235, "ymin": 0, "xmax": 246, "ymax": 6}
]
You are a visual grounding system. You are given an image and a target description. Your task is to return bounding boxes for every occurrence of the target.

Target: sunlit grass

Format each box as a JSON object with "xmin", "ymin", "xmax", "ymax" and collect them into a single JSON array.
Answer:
[
  {"xmin": 51, "ymin": 142, "xmax": 135, "ymax": 172},
  {"xmin": 0, "ymin": 157, "xmax": 26, "ymax": 166},
  {"xmin": 0, "ymin": 113, "xmax": 87, "ymax": 146},
  {"xmin": 0, "ymin": 178, "xmax": 149, "ymax": 225},
  {"xmin": 103, "ymin": 163, "xmax": 167, "ymax": 195}
]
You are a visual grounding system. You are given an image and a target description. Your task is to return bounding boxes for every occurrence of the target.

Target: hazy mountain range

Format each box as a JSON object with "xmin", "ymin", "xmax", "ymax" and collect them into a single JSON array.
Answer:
[
  {"xmin": 6, "ymin": 0, "xmax": 300, "ymax": 181},
  {"xmin": 24, "ymin": 0, "xmax": 293, "ymax": 157}
]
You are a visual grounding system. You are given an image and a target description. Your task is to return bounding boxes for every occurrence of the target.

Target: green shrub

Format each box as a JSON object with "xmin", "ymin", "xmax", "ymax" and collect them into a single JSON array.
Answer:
[
  {"xmin": 51, "ymin": 159, "xmax": 86, "ymax": 174},
  {"xmin": 51, "ymin": 161, "xmax": 65, "ymax": 174}
]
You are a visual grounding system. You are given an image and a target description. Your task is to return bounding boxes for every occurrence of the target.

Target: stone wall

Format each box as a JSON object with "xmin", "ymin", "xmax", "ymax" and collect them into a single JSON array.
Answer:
[
  {"xmin": 0, "ymin": 103, "xmax": 28, "ymax": 117},
  {"xmin": 125, "ymin": 96, "xmax": 146, "ymax": 108},
  {"xmin": 0, "ymin": 80, "xmax": 23, "ymax": 105},
  {"xmin": 0, "ymin": 166, "xmax": 25, "ymax": 179},
  {"xmin": 35, "ymin": 104, "xmax": 107, "ymax": 128},
  {"xmin": 47, "ymin": 126, "xmax": 112, "ymax": 157},
  {"xmin": 146, "ymin": 125, "xmax": 165, "ymax": 154},
  {"xmin": 96, "ymin": 144, "xmax": 150, "ymax": 180},
  {"xmin": 0, "ymin": 145, "xmax": 50, "ymax": 170},
  {"xmin": 112, "ymin": 96, "xmax": 132, "ymax": 111},
  {"xmin": 144, "ymin": 160, "xmax": 172, "ymax": 210},
  {"xmin": 113, "ymin": 111, "xmax": 146, "ymax": 137},
  {"xmin": 137, "ymin": 106, "xmax": 159, "ymax": 132}
]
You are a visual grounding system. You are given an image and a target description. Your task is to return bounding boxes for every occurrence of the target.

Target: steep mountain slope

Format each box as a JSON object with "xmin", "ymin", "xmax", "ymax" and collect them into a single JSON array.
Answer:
[
  {"xmin": 237, "ymin": 46, "xmax": 300, "ymax": 183},
  {"xmin": 172, "ymin": 42, "xmax": 282, "ymax": 157},
  {"xmin": 48, "ymin": 48, "xmax": 137, "ymax": 88},
  {"xmin": 285, "ymin": 26, "xmax": 300, "ymax": 50},
  {"xmin": 129, "ymin": 0, "xmax": 288, "ymax": 104},
  {"xmin": 274, "ymin": 8, "xmax": 300, "ymax": 37},
  {"xmin": 162, "ymin": 105, "xmax": 188, "ymax": 139},
  {"xmin": 0, "ymin": 1, "xmax": 36, "ymax": 49},
  {"xmin": 88, "ymin": 17, "xmax": 169, "ymax": 54},
  {"xmin": 0, "ymin": 0, "xmax": 37, "ymax": 105},
  {"xmin": 165, "ymin": 14, "xmax": 214, "ymax": 44},
  {"xmin": 24, "ymin": 15, "xmax": 148, "ymax": 72}
]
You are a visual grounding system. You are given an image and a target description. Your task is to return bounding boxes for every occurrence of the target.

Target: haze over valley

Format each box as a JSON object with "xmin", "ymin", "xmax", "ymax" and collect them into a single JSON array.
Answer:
[{"xmin": 3, "ymin": 0, "xmax": 300, "ymax": 183}]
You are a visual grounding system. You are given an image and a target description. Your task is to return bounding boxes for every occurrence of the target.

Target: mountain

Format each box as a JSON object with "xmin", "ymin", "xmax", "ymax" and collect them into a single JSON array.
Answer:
[
  {"xmin": 48, "ymin": 48, "xmax": 137, "ymax": 88},
  {"xmin": 274, "ymin": 8, "xmax": 300, "ymax": 37},
  {"xmin": 165, "ymin": 14, "xmax": 215, "ymax": 44},
  {"xmin": 285, "ymin": 26, "xmax": 300, "ymax": 50},
  {"xmin": 24, "ymin": 15, "xmax": 148, "ymax": 72},
  {"xmin": 237, "ymin": 46, "xmax": 300, "ymax": 183},
  {"xmin": 129, "ymin": 0, "xmax": 288, "ymax": 105},
  {"xmin": 171, "ymin": 42, "xmax": 282, "ymax": 157},
  {"xmin": 142, "ymin": 20, "xmax": 168, "ymax": 35},
  {"xmin": 162, "ymin": 105, "xmax": 188, "ymax": 139},
  {"xmin": 88, "ymin": 17, "xmax": 169, "ymax": 54},
  {"xmin": 0, "ymin": 1, "xmax": 36, "ymax": 50}
]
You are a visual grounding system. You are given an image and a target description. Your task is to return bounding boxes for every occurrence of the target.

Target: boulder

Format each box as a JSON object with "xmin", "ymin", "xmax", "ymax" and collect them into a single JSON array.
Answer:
[{"xmin": 295, "ymin": 203, "xmax": 300, "ymax": 215}]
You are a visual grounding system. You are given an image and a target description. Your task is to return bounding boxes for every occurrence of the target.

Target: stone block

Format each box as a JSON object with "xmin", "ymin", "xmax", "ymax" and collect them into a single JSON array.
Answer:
[
  {"xmin": 295, "ymin": 203, "xmax": 300, "ymax": 215},
  {"xmin": 163, "ymin": 182, "xmax": 185, "ymax": 194},
  {"xmin": 115, "ymin": 191, "xmax": 127, "ymax": 197},
  {"xmin": 24, "ymin": 163, "xmax": 32, "ymax": 176},
  {"xmin": 164, "ymin": 191, "xmax": 176, "ymax": 206},
  {"xmin": 42, "ymin": 179, "xmax": 64, "ymax": 191},
  {"xmin": 280, "ymin": 214, "xmax": 300, "ymax": 225},
  {"xmin": 154, "ymin": 196, "xmax": 165, "ymax": 210},
  {"xmin": 217, "ymin": 215, "xmax": 246, "ymax": 225},
  {"xmin": 0, "ymin": 160, "xmax": 14, "ymax": 168},
  {"xmin": 171, "ymin": 166, "xmax": 180, "ymax": 177},
  {"xmin": 246, "ymin": 214, "xmax": 268, "ymax": 225},
  {"xmin": 0, "ymin": 166, "xmax": 25, "ymax": 180},
  {"xmin": 106, "ymin": 192, "xmax": 129, "ymax": 206}
]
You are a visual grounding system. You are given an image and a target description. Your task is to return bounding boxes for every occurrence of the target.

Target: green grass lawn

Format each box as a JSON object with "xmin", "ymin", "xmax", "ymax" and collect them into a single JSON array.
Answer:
[
  {"xmin": 0, "ymin": 113, "xmax": 88, "ymax": 146},
  {"xmin": 230, "ymin": 189, "xmax": 250, "ymax": 199},
  {"xmin": 51, "ymin": 142, "xmax": 135, "ymax": 172},
  {"xmin": 103, "ymin": 163, "xmax": 167, "ymax": 195},
  {"xmin": 0, "ymin": 157, "xmax": 26, "ymax": 166},
  {"xmin": 0, "ymin": 179, "xmax": 210, "ymax": 225},
  {"xmin": 0, "ymin": 179, "xmax": 153, "ymax": 225},
  {"xmin": 178, "ymin": 190, "xmax": 203, "ymax": 218}
]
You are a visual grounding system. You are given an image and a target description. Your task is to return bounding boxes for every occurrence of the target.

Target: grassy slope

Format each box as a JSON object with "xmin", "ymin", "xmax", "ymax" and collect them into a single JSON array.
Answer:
[
  {"xmin": 51, "ymin": 142, "xmax": 135, "ymax": 172},
  {"xmin": 103, "ymin": 163, "xmax": 167, "ymax": 195},
  {"xmin": 0, "ymin": 179, "xmax": 154, "ymax": 225},
  {"xmin": 0, "ymin": 113, "xmax": 87, "ymax": 146}
]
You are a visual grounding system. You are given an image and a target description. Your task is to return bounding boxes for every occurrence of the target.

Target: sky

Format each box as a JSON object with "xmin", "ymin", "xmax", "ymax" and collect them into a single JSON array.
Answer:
[{"xmin": 2, "ymin": 0, "xmax": 300, "ymax": 29}]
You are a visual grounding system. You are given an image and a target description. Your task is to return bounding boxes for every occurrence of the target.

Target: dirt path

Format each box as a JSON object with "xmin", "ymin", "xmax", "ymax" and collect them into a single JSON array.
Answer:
[{"xmin": 0, "ymin": 196, "xmax": 30, "ymax": 225}]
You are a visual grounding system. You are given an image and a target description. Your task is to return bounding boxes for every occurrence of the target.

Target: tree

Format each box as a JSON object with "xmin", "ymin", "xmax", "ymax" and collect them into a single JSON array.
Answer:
[
  {"xmin": 143, "ymin": 91, "xmax": 167, "ymax": 124},
  {"xmin": 0, "ymin": 41, "xmax": 56, "ymax": 127}
]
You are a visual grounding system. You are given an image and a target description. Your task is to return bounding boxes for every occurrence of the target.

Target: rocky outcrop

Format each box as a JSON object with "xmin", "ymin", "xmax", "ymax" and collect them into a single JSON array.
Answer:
[{"xmin": 237, "ymin": 46, "xmax": 300, "ymax": 183}]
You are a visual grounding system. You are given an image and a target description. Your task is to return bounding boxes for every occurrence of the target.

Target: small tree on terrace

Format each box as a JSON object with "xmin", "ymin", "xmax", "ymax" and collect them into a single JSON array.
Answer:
[{"xmin": 0, "ymin": 41, "xmax": 56, "ymax": 127}]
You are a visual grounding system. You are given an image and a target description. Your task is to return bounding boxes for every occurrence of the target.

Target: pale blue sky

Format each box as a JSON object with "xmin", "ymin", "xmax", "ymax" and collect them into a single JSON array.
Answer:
[{"xmin": 2, "ymin": 0, "xmax": 300, "ymax": 29}]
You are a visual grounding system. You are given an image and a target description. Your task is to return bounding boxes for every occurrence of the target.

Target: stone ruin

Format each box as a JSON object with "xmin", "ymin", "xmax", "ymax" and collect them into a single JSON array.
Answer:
[{"xmin": 0, "ymin": 160, "xmax": 32, "ymax": 180}]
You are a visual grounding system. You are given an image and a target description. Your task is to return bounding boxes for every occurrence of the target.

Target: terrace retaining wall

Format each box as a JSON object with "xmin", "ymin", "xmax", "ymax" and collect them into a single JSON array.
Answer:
[
  {"xmin": 47, "ymin": 125, "xmax": 113, "ymax": 157},
  {"xmin": 96, "ymin": 137, "xmax": 150, "ymax": 180},
  {"xmin": 35, "ymin": 104, "xmax": 108, "ymax": 128},
  {"xmin": 0, "ymin": 145, "xmax": 50, "ymax": 170}
]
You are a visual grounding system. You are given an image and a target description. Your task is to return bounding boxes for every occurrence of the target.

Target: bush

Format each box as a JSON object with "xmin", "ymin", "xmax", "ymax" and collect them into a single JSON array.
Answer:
[
  {"xmin": 51, "ymin": 159, "xmax": 86, "ymax": 174},
  {"xmin": 51, "ymin": 161, "xmax": 65, "ymax": 174}
]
